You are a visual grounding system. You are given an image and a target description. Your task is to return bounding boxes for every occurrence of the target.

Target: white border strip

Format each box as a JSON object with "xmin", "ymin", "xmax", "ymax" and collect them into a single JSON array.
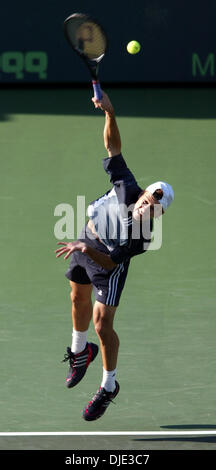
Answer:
[{"xmin": 0, "ymin": 431, "xmax": 216, "ymax": 436}]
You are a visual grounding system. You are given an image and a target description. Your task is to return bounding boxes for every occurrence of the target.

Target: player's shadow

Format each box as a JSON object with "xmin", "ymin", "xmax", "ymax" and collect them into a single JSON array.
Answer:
[
  {"xmin": 133, "ymin": 424, "xmax": 216, "ymax": 444},
  {"xmin": 0, "ymin": 84, "xmax": 216, "ymax": 121},
  {"xmin": 161, "ymin": 424, "xmax": 216, "ymax": 429},
  {"xmin": 133, "ymin": 436, "xmax": 216, "ymax": 444}
]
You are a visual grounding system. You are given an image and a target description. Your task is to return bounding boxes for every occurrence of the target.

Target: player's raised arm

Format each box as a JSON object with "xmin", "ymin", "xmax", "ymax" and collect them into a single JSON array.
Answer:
[{"xmin": 92, "ymin": 91, "xmax": 121, "ymax": 157}]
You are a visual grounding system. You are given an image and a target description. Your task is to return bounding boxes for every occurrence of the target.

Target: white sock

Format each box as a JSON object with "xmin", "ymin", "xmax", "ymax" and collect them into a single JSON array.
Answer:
[
  {"xmin": 101, "ymin": 367, "xmax": 116, "ymax": 392},
  {"xmin": 71, "ymin": 329, "xmax": 88, "ymax": 354}
]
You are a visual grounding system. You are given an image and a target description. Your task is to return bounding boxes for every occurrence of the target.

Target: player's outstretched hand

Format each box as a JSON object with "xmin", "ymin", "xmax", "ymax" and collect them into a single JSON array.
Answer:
[
  {"xmin": 92, "ymin": 91, "xmax": 114, "ymax": 115},
  {"xmin": 55, "ymin": 241, "xmax": 87, "ymax": 260}
]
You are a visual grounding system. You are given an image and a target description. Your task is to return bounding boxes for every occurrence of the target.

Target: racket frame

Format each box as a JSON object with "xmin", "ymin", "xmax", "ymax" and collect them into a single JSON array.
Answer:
[{"xmin": 64, "ymin": 13, "xmax": 108, "ymax": 100}]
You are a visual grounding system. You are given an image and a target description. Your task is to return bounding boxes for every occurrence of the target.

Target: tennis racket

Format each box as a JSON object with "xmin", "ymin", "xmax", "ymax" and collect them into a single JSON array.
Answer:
[{"xmin": 64, "ymin": 13, "xmax": 108, "ymax": 101}]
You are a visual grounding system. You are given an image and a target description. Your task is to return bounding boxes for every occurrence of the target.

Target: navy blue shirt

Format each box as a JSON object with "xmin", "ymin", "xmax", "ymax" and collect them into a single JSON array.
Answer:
[{"xmin": 87, "ymin": 154, "xmax": 152, "ymax": 264}]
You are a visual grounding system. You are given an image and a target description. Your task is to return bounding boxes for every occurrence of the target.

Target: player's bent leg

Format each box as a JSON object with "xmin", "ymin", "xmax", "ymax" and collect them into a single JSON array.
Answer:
[
  {"xmin": 70, "ymin": 281, "xmax": 93, "ymax": 331},
  {"xmin": 63, "ymin": 282, "xmax": 98, "ymax": 388},
  {"xmin": 82, "ymin": 301, "xmax": 120, "ymax": 421},
  {"xmin": 93, "ymin": 301, "xmax": 119, "ymax": 371}
]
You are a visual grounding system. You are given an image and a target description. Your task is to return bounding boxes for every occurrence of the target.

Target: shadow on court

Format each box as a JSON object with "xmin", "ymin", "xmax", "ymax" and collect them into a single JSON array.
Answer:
[
  {"xmin": 161, "ymin": 424, "xmax": 216, "ymax": 430},
  {"xmin": 133, "ymin": 436, "xmax": 216, "ymax": 444},
  {"xmin": 0, "ymin": 86, "xmax": 216, "ymax": 121}
]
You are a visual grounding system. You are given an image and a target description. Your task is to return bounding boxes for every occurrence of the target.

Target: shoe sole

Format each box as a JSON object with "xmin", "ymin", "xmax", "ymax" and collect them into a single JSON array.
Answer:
[
  {"xmin": 82, "ymin": 381, "xmax": 120, "ymax": 421},
  {"xmin": 66, "ymin": 343, "xmax": 99, "ymax": 389}
]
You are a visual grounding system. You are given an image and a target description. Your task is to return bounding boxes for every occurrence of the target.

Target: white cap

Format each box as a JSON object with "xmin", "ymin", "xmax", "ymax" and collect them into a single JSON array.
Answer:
[{"xmin": 145, "ymin": 181, "xmax": 174, "ymax": 211}]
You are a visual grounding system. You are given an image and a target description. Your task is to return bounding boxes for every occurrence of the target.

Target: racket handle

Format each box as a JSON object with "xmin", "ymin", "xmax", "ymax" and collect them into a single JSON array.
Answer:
[{"xmin": 92, "ymin": 80, "xmax": 103, "ymax": 101}]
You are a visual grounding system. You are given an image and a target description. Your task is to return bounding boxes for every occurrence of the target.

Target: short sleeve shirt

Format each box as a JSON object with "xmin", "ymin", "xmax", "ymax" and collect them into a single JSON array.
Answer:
[{"xmin": 87, "ymin": 154, "xmax": 152, "ymax": 264}]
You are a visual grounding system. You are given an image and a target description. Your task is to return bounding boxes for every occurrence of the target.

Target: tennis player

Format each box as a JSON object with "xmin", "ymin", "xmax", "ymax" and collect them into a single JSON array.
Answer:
[{"xmin": 55, "ymin": 91, "xmax": 174, "ymax": 421}]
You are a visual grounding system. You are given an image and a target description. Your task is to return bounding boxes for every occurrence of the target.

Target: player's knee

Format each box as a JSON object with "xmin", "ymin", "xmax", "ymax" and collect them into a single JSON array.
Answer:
[
  {"xmin": 94, "ymin": 321, "xmax": 107, "ymax": 341},
  {"xmin": 94, "ymin": 314, "xmax": 113, "ymax": 341},
  {"xmin": 70, "ymin": 290, "xmax": 89, "ymax": 306}
]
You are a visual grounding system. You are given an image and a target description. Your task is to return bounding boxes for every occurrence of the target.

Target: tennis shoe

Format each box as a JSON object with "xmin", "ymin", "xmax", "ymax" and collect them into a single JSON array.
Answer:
[
  {"xmin": 62, "ymin": 343, "xmax": 98, "ymax": 388},
  {"xmin": 82, "ymin": 381, "xmax": 120, "ymax": 421}
]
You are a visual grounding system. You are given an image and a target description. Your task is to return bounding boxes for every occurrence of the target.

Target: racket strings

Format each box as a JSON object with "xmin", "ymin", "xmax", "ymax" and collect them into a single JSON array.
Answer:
[
  {"xmin": 77, "ymin": 22, "xmax": 106, "ymax": 60},
  {"xmin": 65, "ymin": 17, "xmax": 107, "ymax": 61}
]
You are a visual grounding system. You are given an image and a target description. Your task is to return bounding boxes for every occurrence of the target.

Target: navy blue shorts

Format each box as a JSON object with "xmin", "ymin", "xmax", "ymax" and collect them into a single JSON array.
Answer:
[{"xmin": 65, "ymin": 224, "xmax": 130, "ymax": 307}]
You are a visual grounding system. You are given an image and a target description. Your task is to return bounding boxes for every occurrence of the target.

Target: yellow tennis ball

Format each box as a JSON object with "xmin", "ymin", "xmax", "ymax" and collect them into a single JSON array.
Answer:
[{"xmin": 127, "ymin": 40, "xmax": 141, "ymax": 54}]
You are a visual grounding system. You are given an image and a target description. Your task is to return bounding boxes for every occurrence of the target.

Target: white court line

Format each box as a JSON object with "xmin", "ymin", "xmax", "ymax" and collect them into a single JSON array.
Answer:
[{"xmin": 0, "ymin": 431, "xmax": 215, "ymax": 436}]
